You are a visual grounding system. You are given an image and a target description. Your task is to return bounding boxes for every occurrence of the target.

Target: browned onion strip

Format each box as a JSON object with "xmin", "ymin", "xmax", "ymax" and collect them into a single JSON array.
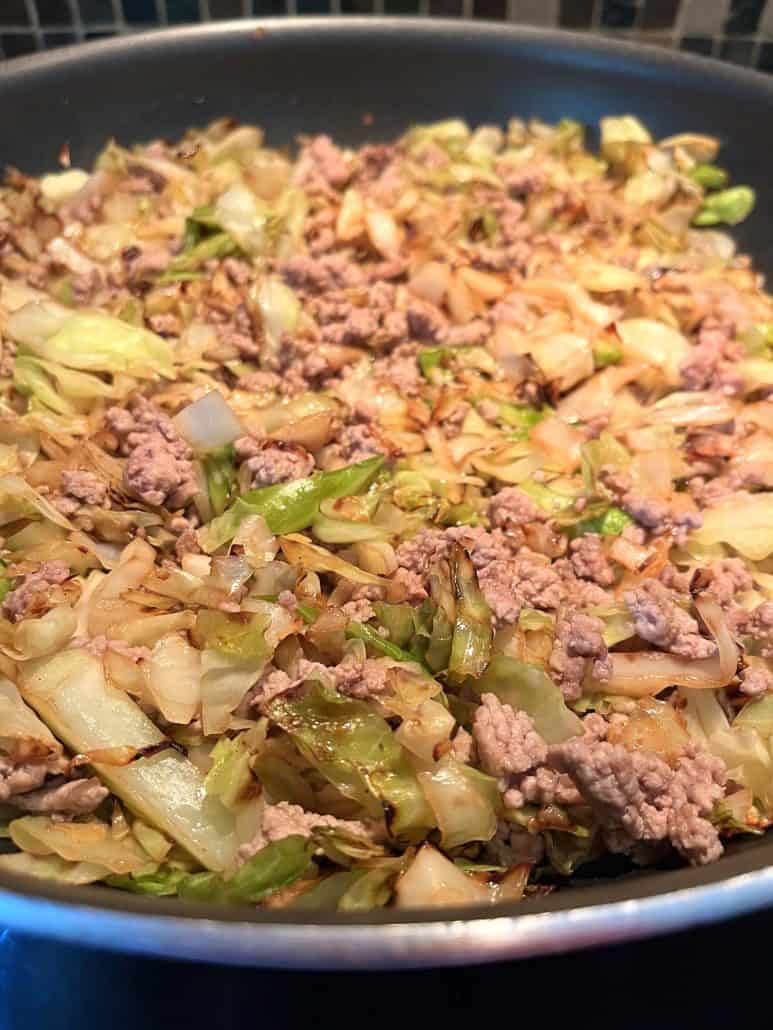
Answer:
[
  {"xmin": 590, "ymin": 596, "xmax": 739, "ymax": 697},
  {"xmin": 693, "ymin": 595, "xmax": 739, "ymax": 683},
  {"xmin": 271, "ymin": 411, "xmax": 336, "ymax": 452},
  {"xmin": 71, "ymin": 745, "xmax": 140, "ymax": 767},
  {"xmin": 70, "ymin": 740, "xmax": 187, "ymax": 767}
]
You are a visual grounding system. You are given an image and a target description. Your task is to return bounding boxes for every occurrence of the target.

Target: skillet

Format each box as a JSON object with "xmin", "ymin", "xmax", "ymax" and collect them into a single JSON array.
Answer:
[{"xmin": 1, "ymin": 17, "xmax": 773, "ymax": 968}]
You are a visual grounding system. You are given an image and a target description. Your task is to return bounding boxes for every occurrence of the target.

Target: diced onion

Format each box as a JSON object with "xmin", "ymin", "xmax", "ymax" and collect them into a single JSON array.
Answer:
[
  {"xmin": 173, "ymin": 391, "xmax": 244, "ymax": 452},
  {"xmin": 147, "ymin": 633, "xmax": 201, "ymax": 725},
  {"xmin": 595, "ymin": 596, "xmax": 738, "ymax": 696},
  {"xmin": 395, "ymin": 844, "xmax": 492, "ymax": 908}
]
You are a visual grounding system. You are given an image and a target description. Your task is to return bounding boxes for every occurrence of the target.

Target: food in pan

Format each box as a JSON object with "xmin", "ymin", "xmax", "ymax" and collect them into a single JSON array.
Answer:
[{"xmin": 0, "ymin": 115, "xmax": 770, "ymax": 910}]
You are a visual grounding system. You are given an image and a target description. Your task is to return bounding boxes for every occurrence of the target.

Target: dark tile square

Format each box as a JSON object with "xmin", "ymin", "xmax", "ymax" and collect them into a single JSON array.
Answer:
[
  {"xmin": 757, "ymin": 41, "xmax": 773, "ymax": 73},
  {"xmin": 720, "ymin": 38, "xmax": 755, "ymax": 64},
  {"xmin": 36, "ymin": 0, "xmax": 73, "ymax": 25},
  {"xmin": 166, "ymin": 0, "xmax": 199, "ymax": 22},
  {"xmin": 601, "ymin": 0, "xmax": 637, "ymax": 29},
  {"xmin": 77, "ymin": 0, "xmax": 116, "ymax": 19},
  {"xmin": 208, "ymin": 0, "xmax": 243, "ymax": 14},
  {"xmin": 297, "ymin": 0, "xmax": 330, "ymax": 11},
  {"xmin": 43, "ymin": 30, "xmax": 76, "ymax": 47},
  {"xmin": 725, "ymin": 0, "xmax": 764, "ymax": 35},
  {"xmin": 0, "ymin": 1, "xmax": 29, "ymax": 27},
  {"xmin": 251, "ymin": 0, "xmax": 286, "ymax": 13},
  {"xmin": 474, "ymin": 0, "xmax": 506, "ymax": 18},
  {"xmin": 121, "ymin": 0, "xmax": 157, "ymax": 24},
  {"xmin": 0, "ymin": 32, "xmax": 37, "ymax": 56},
  {"xmin": 430, "ymin": 0, "xmax": 462, "ymax": 14},
  {"xmin": 85, "ymin": 29, "xmax": 117, "ymax": 39},
  {"xmin": 640, "ymin": 0, "xmax": 678, "ymax": 30},
  {"xmin": 341, "ymin": 0, "xmax": 372, "ymax": 11},
  {"xmin": 680, "ymin": 34, "xmax": 713, "ymax": 56},
  {"xmin": 384, "ymin": 0, "xmax": 420, "ymax": 13},
  {"xmin": 559, "ymin": 0, "xmax": 594, "ymax": 29}
]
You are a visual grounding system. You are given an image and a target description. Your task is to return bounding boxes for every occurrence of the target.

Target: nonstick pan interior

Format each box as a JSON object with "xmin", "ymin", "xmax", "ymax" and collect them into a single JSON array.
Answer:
[{"xmin": 2, "ymin": 18, "xmax": 773, "ymax": 966}]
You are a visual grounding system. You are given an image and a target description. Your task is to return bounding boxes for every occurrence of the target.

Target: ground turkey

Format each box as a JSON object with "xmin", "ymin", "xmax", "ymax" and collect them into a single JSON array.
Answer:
[
  {"xmin": 234, "ymin": 436, "xmax": 315, "ymax": 487},
  {"xmin": 624, "ymin": 581, "xmax": 717, "ymax": 659},
  {"xmin": 1, "ymin": 560, "xmax": 70, "ymax": 623},
  {"xmin": 550, "ymin": 737, "xmax": 726, "ymax": 866},
  {"xmin": 105, "ymin": 399, "xmax": 198, "ymax": 509},
  {"xmin": 238, "ymin": 801, "xmax": 369, "ymax": 864}
]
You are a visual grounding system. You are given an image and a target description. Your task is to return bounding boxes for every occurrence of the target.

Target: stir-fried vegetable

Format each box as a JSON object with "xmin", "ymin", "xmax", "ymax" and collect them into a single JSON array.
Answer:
[
  {"xmin": 8, "ymin": 305, "xmax": 174, "ymax": 378},
  {"xmin": 19, "ymin": 650, "xmax": 238, "ymax": 871},
  {"xmin": 448, "ymin": 546, "xmax": 492, "ymax": 682},
  {"xmin": 693, "ymin": 185, "xmax": 756, "ymax": 226},
  {"xmin": 268, "ymin": 685, "xmax": 435, "ymax": 841},
  {"xmin": 1, "ymin": 111, "xmax": 771, "ymax": 910},
  {"xmin": 473, "ymin": 656, "xmax": 583, "ymax": 743},
  {"xmin": 197, "ymin": 457, "xmax": 384, "ymax": 551}
]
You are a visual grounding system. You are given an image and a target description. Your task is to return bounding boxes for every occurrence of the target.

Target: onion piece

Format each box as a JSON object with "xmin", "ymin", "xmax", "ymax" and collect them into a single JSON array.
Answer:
[
  {"xmin": 254, "ymin": 276, "xmax": 300, "ymax": 357},
  {"xmin": 0, "ymin": 678, "xmax": 60, "ymax": 759},
  {"xmin": 39, "ymin": 169, "xmax": 90, "ymax": 206},
  {"xmin": 457, "ymin": 266, "xmax": 508, "ymax": 301},
  {"xmin": 394, "ymin": 699, "xmax": 455, "ymax": 763},
  {"xmin": 233, "ymin": 515, "xmax": 278, "ymax": 570},
  {"xmin": 147, "ymin": 633, "xmax": 201, "ymax": 725},
  {"xmin": 593, "ymin": 596, "xmax": 738, "ymax": 696},
  {"xmin": 529, "ymin": 333, "xmax": 594, "ymax": 395},
  {"xmin": 173, "ymin": 391, "xmax": 244, "ymax": 452},
  {"xmin": 519, "ymin": 279, "xmax": 618, "ymax": 328},
  {"xmin": 531, "ymin": 417, "xmax": 583, "ymax": 472},
  {"xmin": 616, "ymin": 319, "xmax": 689, "ymax": 387},
  {"xmin": 365, "ymin": 207, "xmax": 403, "ymax": 257},
  {"xmin": 351, "ymin": 540, "xmax": 398, "ymax": 577},
  {"xmin": 630, "ymin": 448, "xmax": 674, "ymax": 498},
  {"xmin": 9, "ymin": 816, "xmax": 150, "ymax": 875},
  {"xmin": 446, "ymin": 272, "xmax": 480, "ymax": 324},
  {"xmin": 395, "ymin": 844, "xmax": 493, "ymax": 908},
  {"xmin": 689, "ymin": 492, "xmax": 773, "ymax": 561},
  {"xmin": 408, "ymin": 261, "xmax": 452, "ymax": 306},
  {"xmin": 91, "ymin": 538, "xmax": 156, "ymax": 605},
  {"xmin": 11, "ymin": 606, "xmax": 77, "ymax": 660},
  {"xmin": 208, "ymin": 556, "xmax": 253, "ymax": 599},
  {"xmin": 47, "ymin": 237, "xmax": 98, "ymax": 277},
  {"xmin": 279, "ymin": 533, "xmax": 391, "ymax": 588},
  {"xmin": 658, "ymin": 133, "xmax": 719, "ymax": 162},
  {"xmin": 571, "ymin": 257, "xmax": 643, "ymax": 294},
  {"xmin": 270, "ymin": 411, "xmax": 336, "ymax": 452},
  {"xmin": 645, "ymin": 391, "xmax": 739, "ymax": 428},
  {"xmin": 113, "ymin": 611, "xmax": 196, "ymax": 648},
  {"xmin": 336, "ymin": 188, "xmax": 365, "ymax": 241},
  {"xmin": 200, "ymin": 650, "xmax": 265, "ymax": 737},
  {"xmin": 609, "ymin": 535, "xmax": 654, "ymax": 572},
  {"xmin": 70, "ymin": 746, "xmax": 140, "ymax": 767},
  {"xmin": 19, "ymin": 649, "xmax": 237, "ymax": 870},
  {"xmin": 558, "ymin": 364, "xmax": 645, "ymax": 421}
]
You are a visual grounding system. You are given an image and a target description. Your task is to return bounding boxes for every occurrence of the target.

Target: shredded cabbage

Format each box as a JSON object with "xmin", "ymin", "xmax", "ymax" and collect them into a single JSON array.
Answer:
[{"xmin": 8, "ymin": 304, "xmax": 174, "ymax": 379}]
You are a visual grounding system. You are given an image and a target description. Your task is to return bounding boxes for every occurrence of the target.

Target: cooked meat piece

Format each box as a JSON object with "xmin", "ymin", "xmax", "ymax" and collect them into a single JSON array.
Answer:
[{"xmin": 2, "ymin": 560, "xmax": 70, "ymax": 623}]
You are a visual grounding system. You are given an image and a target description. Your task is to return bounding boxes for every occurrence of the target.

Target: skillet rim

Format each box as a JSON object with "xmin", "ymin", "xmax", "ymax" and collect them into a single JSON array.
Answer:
[
  {"xmin": 1, "ymin": 14, "xmax": 773, "ymax": 96},
  {"xmin": 2, "ymin": 16, "xmax": 773, "ymax": 965}
]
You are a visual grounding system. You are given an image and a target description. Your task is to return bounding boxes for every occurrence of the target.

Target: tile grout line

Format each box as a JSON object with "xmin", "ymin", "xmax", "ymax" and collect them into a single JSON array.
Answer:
[
  {"xmin": 67, "ymin": 0, "xmax": 85, "ymax": 42},
  {"xmin": 23, "ymin": 0, "xmax": 44, "ymax": 49},
  {"xmin": 112, "ymin": 0, "xmax": 128, "ymax": 34}
]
